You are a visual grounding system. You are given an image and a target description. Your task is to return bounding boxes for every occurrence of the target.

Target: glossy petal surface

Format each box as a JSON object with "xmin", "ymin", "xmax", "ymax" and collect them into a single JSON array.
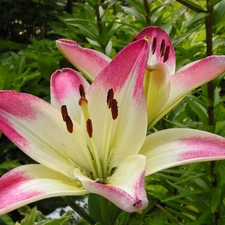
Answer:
[
  {"xmin": 86, "ymin": 39, "xmax": 149, "ymax": 173},
  {"xmin": 0, "ymin": 164, "xmax": 87, "ymax": 215},
  {"xmin": 135, "ymin": 26, "xmax": 175, "ymax": 75},
  {"xmin": 140, "ymin": 128, "xmax": 225, "ymax": 176},
  {"xmin": 0, "ymin": 91, "xmax": 93, "ymax": 178},
  {"xmin": 144, "ymin": 62, "xmax": 170, "ymax": 128},
  {"xmin": 151, "ymin": 56, "xmax": 225, "ymax": 126},
  {"xmin": 51, "ymin": 68, "xmax": 90, "ymax": 123},
  {"xmin": 56, "ymin": 39, "xmax": 111, "ymax": 81}
]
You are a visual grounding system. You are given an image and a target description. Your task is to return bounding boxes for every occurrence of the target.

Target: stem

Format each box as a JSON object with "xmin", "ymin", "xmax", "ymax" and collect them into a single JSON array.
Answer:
[
  {"xmin": 62, "ymin": 196, "xmax": 96, "ymax": 225},
  {"xmin": 210, "ymin": 161, "xmax": 220, "ymax": 224},
  {"xmin": 94, "ymin": 3, "xmax": 106, "ymax": 53},
  {"xmin": 205, "ymin": 0, "xmax": 214, "ymax": 127},
  {"xmin": 205, "ymin": 2, "xmax": 220, "ymax": 223},
  {"xmin": 143, "ymin": 0, "xmax": 151, "ymax": 25}
]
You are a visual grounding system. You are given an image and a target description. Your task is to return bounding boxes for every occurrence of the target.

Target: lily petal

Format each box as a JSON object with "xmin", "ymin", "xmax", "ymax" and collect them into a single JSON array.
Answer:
[
  {"xmin": 75, "ymin": 155, "xmax": 148, "ymax": 213},
  {"xmin": 144, "ymin": 62, "xmax": 171, "ymax": 129},
  {"xmin": 0, "ymin": 91, "xmax": 94, "ymax": 178},
  {"xmin": 56, "ymin": 39, "xmax": 111, "ymax": 81},
  {"xmin": 0, "ymin": 164, "xmax": 87, "ymax": 215},
  {"xmin": 86, "ymin": 39, "xmax": 149, "ymax": 172},
  {"xmin": 152, "ymin": 56, "xmax": 225, "ymax": 126},
  {"xmin": 140, "ymin": 128, "xmax": 225, "ymax": 176},
  {"xmin": 50, "ymin": 68, "xmax": 90, "ymax": 123},
  {"xmin": 135, "ymin": 26, "xmax": 176, "ymax": 75}
]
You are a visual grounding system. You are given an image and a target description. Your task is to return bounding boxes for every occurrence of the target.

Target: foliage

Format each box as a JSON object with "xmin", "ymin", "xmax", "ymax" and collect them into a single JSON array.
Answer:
[{"xmin": 0, "ymin": 0, "xmax": 225, "ymax": 224}]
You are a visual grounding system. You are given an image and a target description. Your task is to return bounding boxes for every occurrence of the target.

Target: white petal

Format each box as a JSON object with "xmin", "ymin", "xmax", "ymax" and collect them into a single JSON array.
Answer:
[
  {"xmin": 140, "ymin": 128, "xmax": 225, "ymax": 176},
  {"xmin": 0, "ymin": 164, "xmax": 87, "ymax": 215},
  {"xmin": 75, "ymin": 155, "xmax": 148, "ymax": 213}
]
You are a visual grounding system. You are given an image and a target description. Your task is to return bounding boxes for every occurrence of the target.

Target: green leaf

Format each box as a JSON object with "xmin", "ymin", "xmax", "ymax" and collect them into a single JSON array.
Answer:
[
  {"xmin": 116, "ymin": 211, "xmax": 130, "ymax": 225},
  {"xmin": 178, "ymin": 0, "xmax": 206, "ymax": 11},
  {"xmin": 0, "ymin": 214, "xmax": 15, "ymax": 225},
  {"xmin": 182, "ymin": 12, "xmax": 209, "ymax": 30},
  {"xmin": 193, "ymin": 208, "xmax": 211, "ymax": 225},
  {"xmin": 88, "ymin": 194, "xmax": 122, "ymax": 225},
  {"xmin": 208, "ymin": 0, "xmax": 221, "ymax": 6},
  {"xmin": 185, "ymin": 96, "xmax": 208, "ymax": 124},
  {"xmin": 211, "ymin": 187, "xmax": 221, "ymax": 213},
  {"xmin": 20, "ymin": 207, "xmax": 37, "ymax": 225},
  {"xmin": 36, "ymin": 210, "xmax": 74, "ymax": 225},
  {"xmin": 176, "ymin": 46, "xmax": 196, "ymax": 61},
  {"xmin": 0, "ymin": 160, "xmax": 21, "ymax": 175},
  {"xmin": 213, "ymin": 0, "xmax": 225, "ymax": 25}
]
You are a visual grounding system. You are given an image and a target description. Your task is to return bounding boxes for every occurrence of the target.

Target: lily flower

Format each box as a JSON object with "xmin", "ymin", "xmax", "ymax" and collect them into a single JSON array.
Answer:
[
  {"xmin": 1, "ymin": 29, "xmax": 225, "ymax": 217},
  {"xmin": 0, "ymin": 39, "xmax": 150, "ymax": 214},
  {"xmin": 57, "ymin": 26, "xmax": 225, "ymax": 129}
]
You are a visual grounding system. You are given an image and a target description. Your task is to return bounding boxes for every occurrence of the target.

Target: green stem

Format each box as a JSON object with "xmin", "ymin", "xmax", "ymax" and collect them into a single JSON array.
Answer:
[
  {"xmin": 62, "ymin": 196, "xmax": 96, "ymax": 225},
  {"xmin": 94, "ymin": 3, "xmax": 106, "ymax": 53},
  {"xmin": 205, "ymin": 2, "xmax": 220, "ymax": 223},
  {"xmin": 205, "ymin": 0, "xmax": 214, "ymax": 127},
  {"xmin": 143, "ymin": 0, "xmax": 151, "ymax": 25}
]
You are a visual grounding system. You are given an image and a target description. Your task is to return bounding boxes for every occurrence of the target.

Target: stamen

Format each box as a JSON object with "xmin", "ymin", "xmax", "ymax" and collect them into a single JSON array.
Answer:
[
  {"xmin": 61, "ymin": 105, "xmax": 68, "ymax": 121},
  {"xmin": 133, "ymin": 200, "xmax": 142, "ymax": 207},
  {"xmin": 65, "ymin": 115, "xmax": 73, "ymax": 133},
  {"xmin": 111, "ymin": 99, "xmax": 118, "ymax": 120},
  {"xmin": 152, "ymin": 37, "xmax": 157, "ymax": 54},
  {"xmin": 79, "ymin": 84, "xmax": 86, "ymax": 98},
  {"xmin": 163, "ymin": 46, "xmax": 170, "ymax": 62},
  {"xmin": 160, "ymin": 39, "xmax": 165, "ymax": 57},
  {"xmin": 86, "ymin": 119, "xmax": 93, "ymax": 138},
  {"xmin": 107, "ymin": 88, "xmax": 114, "ymax": 108},
  {"xmin": 79, "ymin": 97, "xmax": 88, "ymax": 106}
]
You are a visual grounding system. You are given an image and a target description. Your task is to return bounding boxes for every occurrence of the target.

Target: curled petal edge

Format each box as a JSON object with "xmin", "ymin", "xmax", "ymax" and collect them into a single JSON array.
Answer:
[{"xmin": 74, "ymin": 155, "xmax": 148, "ymax": 213}]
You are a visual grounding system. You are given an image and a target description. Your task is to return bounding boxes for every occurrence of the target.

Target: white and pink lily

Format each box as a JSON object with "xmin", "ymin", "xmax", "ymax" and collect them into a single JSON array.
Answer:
[
  {"xmin": 57, "ymin": 26, "xmax": 225, "ymax": 128},
  {"xmin": 1, "ymin": 27, "xmax": 225, "ymax": 216}
]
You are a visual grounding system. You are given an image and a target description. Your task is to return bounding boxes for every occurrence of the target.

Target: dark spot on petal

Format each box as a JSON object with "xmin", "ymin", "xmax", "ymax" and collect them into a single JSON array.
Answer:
[
  {"xmin": 86, "ymin": 118, "xmax": 93, "ymax": 138},
  {"xmin": 152, "ymin": 37, "xmax": 157, "ymax": 54},
  {"xmin": 107, "ymin": 88, "xmax": 114, "ymax": 108},
  {"xmin": 65, "ymin": 115, "xmax": 73, "ymax": 133},
  {"xmin": 160, "ymin": 39, "xmax": 165, "ymax": 57},
  {"xmin": 111, "ymin": 99, "xmax": 118, "ymax": 120},
  {"xmin": 79, "ymin": 84, "xmax": 86, "ymax": 98},
  {"xmin": 163, "ymin": 46, "xmax": 170, "ymax": 62},
  {"xmin": 61, "ymin": 105, "xmax": 68, "ymax": 121},
  {"xmin": 133, "ymin": 200, "xmax": 142, "ymax": 207}
]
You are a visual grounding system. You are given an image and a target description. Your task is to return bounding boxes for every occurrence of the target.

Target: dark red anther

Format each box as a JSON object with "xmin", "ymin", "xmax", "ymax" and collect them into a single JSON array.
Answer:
[
  {"xmin": 111, "ymin": 99, "xmax": 118, "ymax": 120},
  {"xmin": 86, "ymin": 119, "xmax": 93, "ymax": 138},
  {"xmin": 163, "ymin": 46, "xmax": 170, "ymax": 63},
  {"xmin": 65, "ymin": 115, "xmax": 73, "ymax": 133},
  {"xmin": 61, "ymin": 105, "xmax": 68, "ymax": 121},
  {"xmin": 160, "ymin": 39, "xmax": 165, "ymax": 57},
  {"xmin": 107, "ymin": 88, "xmax": 114, "ymax": 108},
  {"xmin": 152, "ymin": 37, "xmax": 157, "ymax": 54},
  {"xmin": 133, "ymin": 200, "xmax": 142, "ymax": 207},
  {"xmin": 78, "ymin": 97, "xmax": 88, "ymax": 106},
  {"xmin": 79, "ymin": 84, "xmax": 86, "ymax": 98}
]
